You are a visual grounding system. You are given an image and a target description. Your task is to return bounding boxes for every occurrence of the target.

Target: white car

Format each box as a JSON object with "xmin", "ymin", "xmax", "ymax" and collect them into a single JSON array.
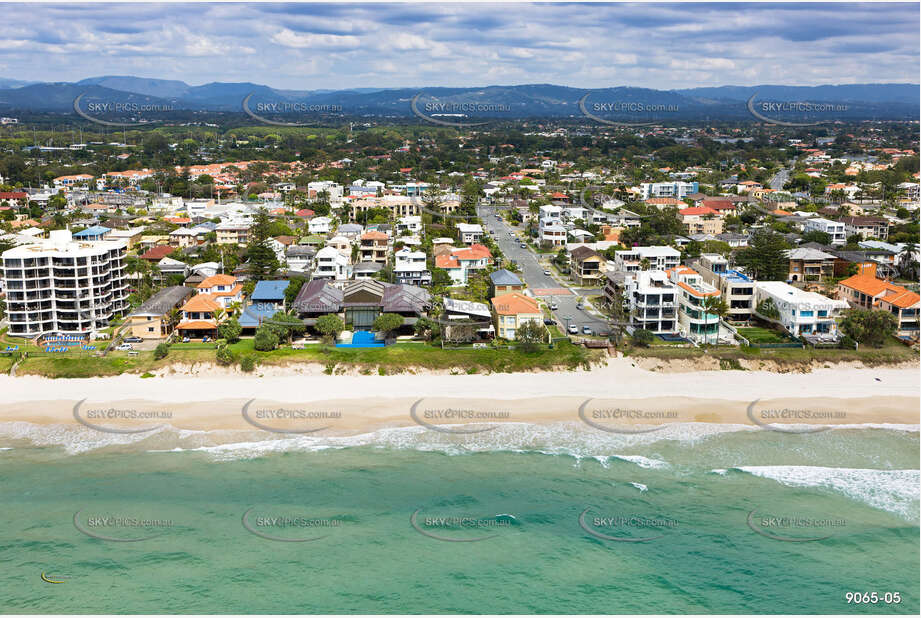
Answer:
[
  {"xmin": 568, "ymin": 324, "xmax": 578, "ymax": 334},
  {"xmin": 115, "ymin": 343, "xmax": 133, "ymax": 351},
  {"xmin": 549, "ymin": 302, "xmax": 559, "ymax": 310}
]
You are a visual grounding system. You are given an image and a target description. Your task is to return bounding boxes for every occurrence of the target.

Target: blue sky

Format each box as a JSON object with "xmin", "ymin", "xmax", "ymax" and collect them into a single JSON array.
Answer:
[{"xmin": 1, "ymin": 2, "xmax": 918, "ymax": 89}]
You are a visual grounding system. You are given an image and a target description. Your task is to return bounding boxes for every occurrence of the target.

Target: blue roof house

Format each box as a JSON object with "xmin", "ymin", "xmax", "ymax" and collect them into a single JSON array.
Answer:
[{"xmin": 239, "ymin": 280, "xmax": 290, "ymax": 329}]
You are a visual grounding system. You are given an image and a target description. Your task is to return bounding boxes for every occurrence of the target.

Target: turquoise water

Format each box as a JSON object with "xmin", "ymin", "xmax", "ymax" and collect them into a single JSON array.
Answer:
[{"xmin": 0, "ymin": 423, "xmax": 918, "ymax": 614}]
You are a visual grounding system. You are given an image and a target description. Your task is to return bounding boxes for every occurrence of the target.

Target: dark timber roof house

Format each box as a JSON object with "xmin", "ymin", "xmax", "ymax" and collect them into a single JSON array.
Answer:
[{"xmin": 293, "ymin": 279, "xmax": 431, "ymax": 331}]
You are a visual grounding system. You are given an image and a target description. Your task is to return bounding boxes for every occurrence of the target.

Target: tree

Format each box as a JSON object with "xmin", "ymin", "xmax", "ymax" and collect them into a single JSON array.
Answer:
[
  {"xmin": 515, "ymin": 319, "xmax": 545, "ymax": 352},
  {"xmin": 373, "ymin": 313, "xmax": 404, "ymax": 338},
  {"xmin": 218, "ymin": 317, "xmax": 242, "ymax": 344},
  {"xmin": 699, "ymin": 296, "xmax": 729, "ymax": 345},
  {"xmin": 841, "ymin": 309, "xmax": 897, "ymax": 348},
  {"xmin": 265, "ymin": 310, "xmax": 305, "ymax": 343},
  {"xmin": 239, "ymin": 355, "xmax": 257, "ymax": 373},
  {"xmin": 253, "ymin": 326, "xmax": 279, "ymax": 351},
  {"xmin": 284, "ymin": 277, "xmax": 308, "ymax": 307},
  {"xmin": 631, "ymin": 328, "xmax": 655, "ymax": 347},
  {"xmin": 414, "ymin": 316, "xmax": 441, "ymax": 342},
  {"xmin": 245, "ymin": 207, "xmax": 280, "ymax": 279},
  {"xmin": 800, "ymin": 230, "xmax": 831, "ymax": 245},
  {"xmin": 315, "ymin": 314, "xmax": 344, "ymax": 343},
  {"xmin": 735, "ymin": 230, "xmax": 791, "ymax": 281},
  {"xmin": 898, "ymin": 243, "xmax": 918, "ymax": 280}
]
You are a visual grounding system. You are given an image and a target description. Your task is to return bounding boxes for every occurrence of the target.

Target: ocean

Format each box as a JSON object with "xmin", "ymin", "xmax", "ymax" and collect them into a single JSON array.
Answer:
[{"xmin": 1, "ymin": 421, "xmax": 918, "ymax": 614}]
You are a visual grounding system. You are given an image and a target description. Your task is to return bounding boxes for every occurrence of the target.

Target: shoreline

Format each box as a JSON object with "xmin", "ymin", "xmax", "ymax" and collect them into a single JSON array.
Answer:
[{"xmin": 1, "ymin": 358, "xmax": 917, "ymax": 435}]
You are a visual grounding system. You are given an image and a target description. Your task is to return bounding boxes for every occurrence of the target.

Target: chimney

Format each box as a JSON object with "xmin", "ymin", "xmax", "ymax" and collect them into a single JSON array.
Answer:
[{"xmin": 858, "ymin": 262, "xmax": 877, "ymax": 278}]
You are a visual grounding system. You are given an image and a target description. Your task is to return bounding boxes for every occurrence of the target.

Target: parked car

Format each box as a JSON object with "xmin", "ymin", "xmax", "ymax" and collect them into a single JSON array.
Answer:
[
  {"xmin": 568, "ymin": 324, "xmax": 578, "ymax": 334},
  {"xmin": 582, "ymin": 325, "xmax": 593, "ymax": 335},
  {"xmin": 519, "ymin": 242, "xmax": 527, "ymax": 248},
  {"xmin": 549, "ymin": 302, "xmax": 559, "ymax": 310},
  {"xmin": 543, "ymin": 318, "xmax": 554, "ymax": 326},
  {"xmin": 115, "ymin": 343, "xmax": 133, "ymax": 351},
  {"xmin": 576, "ymin": 301, "xmax": 584, "ymax": 310},
  {"xmin": 543, "ymin": 269, "xmax": 551, "ymax": 276},
  {"xmin": 123, "ymin": 336, "xmax": 142, "ymax": 343}
]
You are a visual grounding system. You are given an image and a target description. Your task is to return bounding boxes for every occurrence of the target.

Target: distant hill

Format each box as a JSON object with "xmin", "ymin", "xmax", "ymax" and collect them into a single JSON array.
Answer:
[{"xmin": 0, "ymin": 77, "xmax": 917, "ymax": 121}]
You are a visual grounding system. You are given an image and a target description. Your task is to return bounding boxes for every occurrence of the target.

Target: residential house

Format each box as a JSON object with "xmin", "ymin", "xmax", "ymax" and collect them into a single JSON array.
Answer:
[
  {"xmin": 678, "ymin": 207, "xmax": 724, "ymax": 235},
  {"xmin": 693, "ymin": 253, "xmax": 755, "ymax": 322},
  {"xmin": 176, "ymin": 293, "xmax": 222, "ymax": 339},
  {"xmin": 216, "ymin": 221, "xmax": 251, "ymax": 246},
  {"xmin": 489, "ymin": 269, "xmax": 525, "ymax": 296},
  {"xmin": 569, "ymin": 246, "xmax": 606, "ymax": 286},
  {"xmin": 72, "ymin": 225, "xmax": 111, "ymax": 242},
  {"xmin": 308, "ymin": 216, "xmax": 332, "ymax": 235},
  {"xmin": 359, "ymin": 231, "xmax": 389, "ymax": 264},
  {"xmin": 124, "ymin": 286, "xmax": 193, "ymax": 339},
  {"xmin": 491, "ymin": 292, "xmax": 542, "ymax": 340},
  {"xmin": 393, "ymin": 247, "xmax": 431, "ymax": 286},
  {"xmin": 239, "ymin": 279, "xmax": 289, "ymax": 332},
  {"xmin": 754, "ymin": 281, "xmax": 848, "ymax": 339},
  {"xmin": 787, "ymin": 247, "xmax": 837, "ymax": 283},
  {"xmin": 313, "ymin": 246, "xmax": 353, "ymax": 281},
  {"xmin": 293, "ymin": 278, "xmax": 430, "ymax": 334},
  {"xmin": 457, "ymin": 223, "xmax": 484, "ymax": 244},
  {"xmin": 837, "ymin": 263, "xmax": 920, "ymax": 337},
  {"xmin": 840, "ymin": 216, "xmax": 889, "ymax": 241},
  {"xmin": 613, "ymin": 246, "xmax": 681, "ymax": 272},
  {"xmin": 609, "ymin": 270, "xmax": 678, "ymax": 335},
  {"xmin": 668, "ymin": 266, "xmax": 723, "ymax": 343},
  {"xmin": 196, "ymin": 274, "xmax": 243, "ymax": 309},
  {"xmin": 803, "ymin": 217, "xmax": 846, "ymax": 245}
]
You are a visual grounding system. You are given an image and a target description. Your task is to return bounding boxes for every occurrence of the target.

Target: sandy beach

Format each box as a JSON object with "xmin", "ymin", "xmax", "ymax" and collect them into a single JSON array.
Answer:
[{"xmin": 1, "ymin": 357, "xmax": 917, "ymax": 434}]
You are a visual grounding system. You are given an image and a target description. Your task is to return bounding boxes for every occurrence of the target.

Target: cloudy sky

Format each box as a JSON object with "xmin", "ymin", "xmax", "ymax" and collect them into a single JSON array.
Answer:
[{"xmin": 1, "ymin": 2, "xmax": 918, "ymax": 89}]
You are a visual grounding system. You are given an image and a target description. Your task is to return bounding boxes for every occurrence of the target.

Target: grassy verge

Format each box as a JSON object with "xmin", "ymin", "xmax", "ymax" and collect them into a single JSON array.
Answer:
[
  {"xmin": 625, "ymin": 338, "xmax": 917, "ymax": 366},
  {"xmin": 10, "ymin": 337, "xmax": 602, "ymax": 378}
]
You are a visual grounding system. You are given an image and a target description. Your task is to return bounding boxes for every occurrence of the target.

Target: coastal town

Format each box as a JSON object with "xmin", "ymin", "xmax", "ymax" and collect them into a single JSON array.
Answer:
[{"xmin": 0, "ymin": 121, "xmax": 918, "ymax": 377}]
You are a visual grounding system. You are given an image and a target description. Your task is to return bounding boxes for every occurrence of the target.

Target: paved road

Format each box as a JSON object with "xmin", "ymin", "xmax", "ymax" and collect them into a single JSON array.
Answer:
[
  {"xmin": 769, "ymin": 167, "xmax": 792, "ymax": 191},
  {"xmin": 478, "ymin": 203, "xmax": 609, "ymax": 336}
]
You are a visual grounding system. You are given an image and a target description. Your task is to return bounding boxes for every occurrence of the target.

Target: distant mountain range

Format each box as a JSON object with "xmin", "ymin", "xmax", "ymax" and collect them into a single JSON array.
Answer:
[{"xmin": 0, "ymin": 75, "xmax": 916, "ymax": 121}]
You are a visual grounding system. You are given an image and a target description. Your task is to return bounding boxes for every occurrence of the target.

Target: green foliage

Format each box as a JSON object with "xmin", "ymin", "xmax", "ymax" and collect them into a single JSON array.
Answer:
[
  {"xmin": 516, "ymin": 320, "xmax": 545, "ymax": 352},
  {"xmin": 801, "ymin": 229, "xmax": 832, "ymax": 245},
  {"xmin": 841, "ymin": 309, "xmax": 898, "ymax": 348},
  {"xmin": 215, "ymin": 344, "xmax": 236, "ymax": 366},
  {"xmin": 253, "ymin": 326, "xmax": 279, "ymax": 351},
  {"xmin": 735, "ymin": 230, "xmax": 791, "ymax": 281},
  {"xmin": 631, "ymin": 328, "xmax": 655, "ymax": 347},
  {"xmin": 756, "ymin": 298, "xmax": 781, "ymax": 320},
  {"xmin": 218, "ymin": 317, "xmax": 242, "ymax": 344},
  {"xmin": 373, "ymin": 313, "xmax": 404, "ymax": 337},
  {"xmin": 153, "ymin": 343, "xmax": 170, "ymax": 360},
  {"xmin": 239, "ymin": 354, "xmax": 257, "ymax": 372},
  {"xmin": 245, "ymin": 207, "xmax": 280, "ymax": 279},
  {"xmin": 284, "ymin": 277, "xmax": 308, "ymax": 306},
  {"xmin": 315, "ymin": 314, "xmax": 345, "ymax": 342}
]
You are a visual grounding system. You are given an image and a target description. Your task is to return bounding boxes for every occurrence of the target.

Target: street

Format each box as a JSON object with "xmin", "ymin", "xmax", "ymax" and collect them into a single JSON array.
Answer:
[{"xmin": 477, "ymin": 203, "xmax": 610, "ymax": 336}]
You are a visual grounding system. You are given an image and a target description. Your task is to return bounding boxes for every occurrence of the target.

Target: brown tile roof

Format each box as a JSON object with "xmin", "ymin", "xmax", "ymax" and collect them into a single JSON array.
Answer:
[
  {"xmin": 491, "ymin": 292, "xmax": 539, "ymax": 315},
  {"xmin": 197, "ymin": 274, "xmax": 237, "ymax": 289},
  {"xmin": 181, "ymin": 294, "xmax": 221, "ymax": 312},
  {"xmin": 140, "ymin": 245, "xmax": 175, "ymax": 260}
]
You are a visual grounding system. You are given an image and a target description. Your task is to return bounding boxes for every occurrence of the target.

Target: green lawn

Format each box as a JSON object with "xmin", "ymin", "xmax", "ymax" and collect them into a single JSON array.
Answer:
[{"xmin": 737, "ymin": 326, "xmax": 791, "ymax": 344}]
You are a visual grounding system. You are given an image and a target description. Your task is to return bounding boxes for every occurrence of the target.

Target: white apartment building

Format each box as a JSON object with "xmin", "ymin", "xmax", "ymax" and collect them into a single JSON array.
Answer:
[
  {"xmin": 313, "ymin": 246, "xmax": 352, "ymax": 281},
  {"xmin": 614, "ymin": 246, "xmax": 681, "ymax": 272},
  {"xmin": 623, "ymin": 270, "xmax": 678, "ymax": 334},
  {"xmin": 1, "ymin": 230, "xmax": 129, "ymax": 338},
  {"xmin": 754, "ymin": 281, "xmax": 849, "ymax": 339},
  {"xmin": 307, "ymin": 181, "xmax": 344, "ymax": 205},
  {"xmin": 396, "ymin": 215, "xmax": 422, "ymax": 235},
  {"xmin": 639, "ymin": 181, "xmax": 699, "ymax": 200},
  {"xmin": 694, "ymin": 253, "xmax": 756, "ymax": 322},
  {"xmin": 539, "ymin": 205, "xmax": 562, "ymax": 225},
  {"xmin": 540, "ymin": 223, "xmax": 567, "ymax": 246},
  {"xmin": 803, "ymin": 217, "xmax": 846, "ymax": 245}
]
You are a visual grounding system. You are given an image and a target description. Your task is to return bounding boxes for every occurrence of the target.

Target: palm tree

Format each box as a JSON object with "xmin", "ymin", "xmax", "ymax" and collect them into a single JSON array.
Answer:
[
  {"xmin": 898, "ymin": 243, "xmax": 918, "ymax": 280},
  {"xmin": 700, "ymin": 296, "xmax": 729, "ymax": 345}
]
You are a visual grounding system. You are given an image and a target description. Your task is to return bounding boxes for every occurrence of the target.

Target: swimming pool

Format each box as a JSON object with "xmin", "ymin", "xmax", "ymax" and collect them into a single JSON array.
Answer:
[{"xmin": 335, "ymin": 330, "xmax": 386, "ymax": 348}]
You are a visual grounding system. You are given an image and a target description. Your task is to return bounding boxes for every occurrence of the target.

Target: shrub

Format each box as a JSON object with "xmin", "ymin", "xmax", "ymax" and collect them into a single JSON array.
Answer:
[
  {"xmin": 631, "ymin": 329, "xmax": 655, "ymax": 347},
  {"xmin": 218, "ymin": 318, "xmax": 242, "ymax": 344},
  {"xmin": 253, "ymin": 326, "xmax": 279, "ymax": 351},
  {"xmin": 239, "ymin": 355, "xmax": 257, "ymax": 373},
  {"xmin": 153, "ymin": 343, "xmax": 170, "ymax": 360},
  {"xmin": 216, "ymin": 344, "xmax": 236, "ymax": 366}
]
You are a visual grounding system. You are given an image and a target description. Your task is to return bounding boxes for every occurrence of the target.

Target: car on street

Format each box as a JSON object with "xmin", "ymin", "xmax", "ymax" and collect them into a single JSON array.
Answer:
[
  {"xmin": 519, "ymin": 242, "xmax": 526, "ymax": 248},
  {"xmin": 543, "ymin": 318, "xmax": 554, "ymax": 326},
  {"xmin": 576, "ymin": 301, "xmax": 584, "ymax": 309},
  {"xmin": 568, "ymin": 324, "xmax": 578, "ymax": 334},
  {"xmin": 543, "ymin": 269, "xmax": 551, "ymax": 276},
  {"xmin": 582, "ymin": 326, "xmax": 593, "ymax": 335},
  {"xmin": 549, "ymin": 302, "xmax": 559, "ymax": 310},
  {"xmin": 115, "ymin": 343, "xmax": 133, "ymax": 351},
  {"xmin": 123, "ymin": 336, "xmax": 142, "ymax": 343}
]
